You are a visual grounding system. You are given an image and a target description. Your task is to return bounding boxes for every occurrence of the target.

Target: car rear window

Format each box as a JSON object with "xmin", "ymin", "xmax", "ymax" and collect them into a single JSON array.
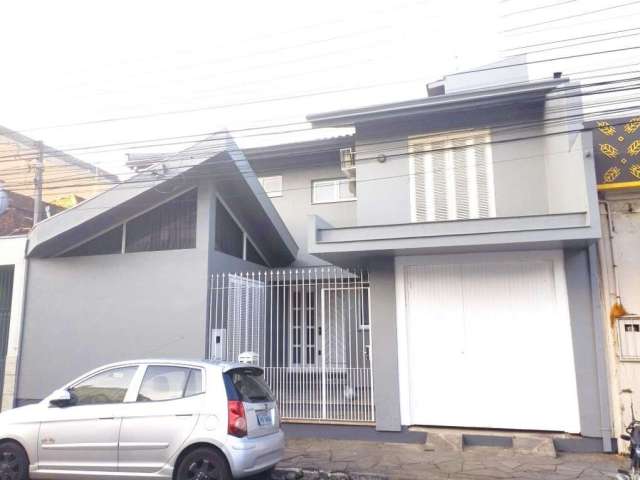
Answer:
[{"xmin": 225, "ymin": 368, "xmax": 273, "ymax": 403}]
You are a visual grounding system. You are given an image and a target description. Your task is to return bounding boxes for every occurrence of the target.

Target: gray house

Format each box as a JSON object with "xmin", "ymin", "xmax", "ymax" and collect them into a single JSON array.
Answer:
[{"xmin": 15, "ymin": 61, "xmax": 612, "ymax": 450}]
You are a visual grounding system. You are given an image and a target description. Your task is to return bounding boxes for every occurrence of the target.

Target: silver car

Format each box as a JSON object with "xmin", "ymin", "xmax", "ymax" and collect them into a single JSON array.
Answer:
[{"xmin": 0, "ymin": 359, "xmax": 284, "ymax": 480}]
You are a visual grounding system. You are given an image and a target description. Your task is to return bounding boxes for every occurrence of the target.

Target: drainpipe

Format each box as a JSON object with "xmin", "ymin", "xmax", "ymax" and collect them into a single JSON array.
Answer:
[
  {"xmin": 600, "ymin": 200, "xmax": 621, "ymax": 303},
  {"xmin": 588, "ymin": 242, "xmax": 614, "ymax": 452}
]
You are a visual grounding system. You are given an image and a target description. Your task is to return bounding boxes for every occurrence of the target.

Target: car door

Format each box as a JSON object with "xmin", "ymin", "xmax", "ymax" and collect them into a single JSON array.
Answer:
[
  {"xmin": 117, "ymin": 364, "xmax": 202, "ymax": 475},
  {"xmin": 37, "ymin": 365, "xmax": 139, "ymax": 474}
]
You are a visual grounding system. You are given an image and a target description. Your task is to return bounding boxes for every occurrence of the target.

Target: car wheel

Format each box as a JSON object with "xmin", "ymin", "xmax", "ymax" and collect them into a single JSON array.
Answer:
[
  {"xmin": 176, "ymin": 447, "xmax": 231, "ymax": 480},
  {"xmin": 0, "ymin": 442, "xmax": 28, "ymax": 480}
]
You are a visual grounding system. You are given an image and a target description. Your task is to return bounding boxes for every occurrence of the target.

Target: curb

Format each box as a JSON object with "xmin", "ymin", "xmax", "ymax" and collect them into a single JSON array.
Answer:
[{"xmin": 272, "ymin": 468, "xmax": 389, "ymax": 480}]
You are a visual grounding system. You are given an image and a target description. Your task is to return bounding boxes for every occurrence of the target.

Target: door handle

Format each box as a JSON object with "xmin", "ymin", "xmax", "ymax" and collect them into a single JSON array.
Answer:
[{"xmin": 98, "ymin": 417, "xmax": 115, "ymax": 420}]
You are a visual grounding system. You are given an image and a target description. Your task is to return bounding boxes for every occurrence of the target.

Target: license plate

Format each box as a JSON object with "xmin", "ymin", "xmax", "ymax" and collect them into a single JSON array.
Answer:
[{"xmin": 256, "ymin": 410, "xmax": 272, "ymax": 426}]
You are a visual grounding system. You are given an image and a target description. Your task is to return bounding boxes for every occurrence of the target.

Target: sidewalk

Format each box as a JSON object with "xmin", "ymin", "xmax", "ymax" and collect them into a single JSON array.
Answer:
[{"xmin": 276, "ymin": 437, "xmax": 626, "ymax": 480}]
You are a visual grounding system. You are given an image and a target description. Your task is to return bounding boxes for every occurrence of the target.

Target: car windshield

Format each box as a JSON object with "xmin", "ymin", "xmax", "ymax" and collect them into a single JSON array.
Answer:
[{"xmin": 228, "ymin": 368, "xmax": 273, "ymax": 402}]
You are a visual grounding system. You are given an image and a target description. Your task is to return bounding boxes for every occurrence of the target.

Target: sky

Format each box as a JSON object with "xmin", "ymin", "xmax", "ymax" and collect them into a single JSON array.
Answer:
[{"xmin": 1, "ymin": 0, "xmax": 639, "ymax": 179}]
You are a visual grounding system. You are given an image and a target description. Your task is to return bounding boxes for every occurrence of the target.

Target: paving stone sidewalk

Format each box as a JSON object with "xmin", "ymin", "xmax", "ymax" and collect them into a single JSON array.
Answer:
[{"xmin": 274, "ymin": 437, "xmax": 627, "ymax": 480}]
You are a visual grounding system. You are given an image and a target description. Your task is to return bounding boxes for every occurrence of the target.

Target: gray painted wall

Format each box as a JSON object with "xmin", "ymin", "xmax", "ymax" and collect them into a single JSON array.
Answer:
[
  {"xmin": 353, "ymin": 102, "xmax": 589, "ymax": 226},
  {"xmin": 251, "ymin": 158, "xmax": 357, "ymax": 267},
  {"xmin": 17, "ymin": 179, "xmax": 268, "ymax": 402},
  {"xmin": 564, "ymin": 247, "xmax": 609, "ymax": 438},
  {"xmin": 367, "ymin": 257, "xmax": 402, "ymax": 431}
]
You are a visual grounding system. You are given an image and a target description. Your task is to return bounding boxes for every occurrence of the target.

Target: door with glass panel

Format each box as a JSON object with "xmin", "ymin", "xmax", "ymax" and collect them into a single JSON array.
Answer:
[
  {"xmin": 37, "ymin": 366, "xmax": 139, "ymax": 473},
  {"xmin": 117, "ymin": 365, "xmax": 203, "ymax": 474}
]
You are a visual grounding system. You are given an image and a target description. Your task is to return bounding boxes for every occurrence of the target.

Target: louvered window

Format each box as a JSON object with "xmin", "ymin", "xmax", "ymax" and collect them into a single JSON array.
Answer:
[{"xmin": 410, "ymin": 130, "xmax": 495, "ymax": 222}]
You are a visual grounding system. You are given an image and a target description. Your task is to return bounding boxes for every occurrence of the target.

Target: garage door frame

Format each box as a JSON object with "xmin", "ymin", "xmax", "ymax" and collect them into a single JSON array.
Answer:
[{"xmin": 394, "ymin": 250, "xmax": 580, "ymax": 431}]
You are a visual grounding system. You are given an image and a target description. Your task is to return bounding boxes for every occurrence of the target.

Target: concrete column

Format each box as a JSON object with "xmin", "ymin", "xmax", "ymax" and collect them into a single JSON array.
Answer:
[{"xmin": 368, "ymin": 257, "xmax": 402, "ymax": 431}]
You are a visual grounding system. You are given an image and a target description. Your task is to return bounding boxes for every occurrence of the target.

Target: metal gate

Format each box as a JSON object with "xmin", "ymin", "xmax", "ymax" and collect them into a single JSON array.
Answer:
[{"xmin": 209, "ymin": 267, "xmax": 374, "ymax": 423}]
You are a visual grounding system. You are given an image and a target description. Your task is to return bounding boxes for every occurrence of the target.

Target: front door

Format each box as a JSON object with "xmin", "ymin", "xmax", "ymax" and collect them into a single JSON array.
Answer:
[{"xmin": 37, "ymin": 365, "xmax": 138, "ymax": 474}]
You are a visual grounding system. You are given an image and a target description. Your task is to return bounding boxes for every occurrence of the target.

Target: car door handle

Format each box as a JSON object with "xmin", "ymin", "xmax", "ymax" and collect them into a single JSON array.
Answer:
[
  {"xmin": 98, "ymin": 417, "xmax": 115, "ymax": 420},
  {"xmin": 175, "ymin": 414, "xmax": 193, "ymax": 417}
]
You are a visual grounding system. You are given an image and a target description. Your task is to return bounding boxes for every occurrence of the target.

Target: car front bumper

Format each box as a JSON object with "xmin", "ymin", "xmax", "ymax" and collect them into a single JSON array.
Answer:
[{"xmin": 227, "ymin": 429, "xmax": 285, "ymax": 478}]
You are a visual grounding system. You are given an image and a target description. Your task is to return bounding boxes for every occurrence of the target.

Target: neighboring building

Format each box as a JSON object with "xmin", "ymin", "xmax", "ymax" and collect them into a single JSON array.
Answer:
[
  {"xmin": 0, "ymin": 124, "xmax": 118, "ymax": 204},
  {"xmin": 590, "ymin": 116, "xmax": 640, "ymax": 450},
  {"xmin": 13, "ymin": 60, "xmax": 613, "ymax": 451}
]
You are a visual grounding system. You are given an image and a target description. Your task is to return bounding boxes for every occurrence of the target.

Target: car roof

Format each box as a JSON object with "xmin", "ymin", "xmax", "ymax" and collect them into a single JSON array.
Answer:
[{"xmin": 92, "ymin": 358, "xmax": 261, "ymax": 373}]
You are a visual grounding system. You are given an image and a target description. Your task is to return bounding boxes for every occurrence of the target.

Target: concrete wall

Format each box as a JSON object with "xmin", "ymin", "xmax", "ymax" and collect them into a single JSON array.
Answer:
[
  {"xmin": 16, "ymin": 180, "xmax": 265, "ymax": 402},
  {"xmin": 251, "ymin": 158, "xmax": 357, "ymax": 266},
  {"xmin": 352, "ymin": 102, "xmax": 581, "ymax": 226},
  {"xmin": 0, "ymin": 236, "xmax": 27, "ymax": 410},
  {"xmin": 367, "ymin": 257, "xmax": 402, "ymax": 431},
  {"xmin": 564, "ymin": 247, "xmax": 611, "ymax": 439},
  {"xmin": 598, "ymin": 190, "xmax": 640, "ymax": 447}
]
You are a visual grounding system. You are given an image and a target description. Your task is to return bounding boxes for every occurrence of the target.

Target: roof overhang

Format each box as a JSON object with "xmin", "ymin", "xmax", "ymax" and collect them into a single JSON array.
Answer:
[
  {"xmin": 27, "ymin": 133, "xmax": 298, "ymax": 264},
  {"xmin": 307, "ymin": 211, "xmax": 599, "ymax": 264},
  {"xmin": 306, "ymin": 78, "xmax": 569, "ymax": 128}
]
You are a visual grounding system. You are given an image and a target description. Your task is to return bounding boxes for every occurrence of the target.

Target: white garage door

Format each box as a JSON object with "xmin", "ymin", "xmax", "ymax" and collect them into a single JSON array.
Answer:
[{"xmin": 399, "ymin": 251, "xmax": 580, "ymax": 432}]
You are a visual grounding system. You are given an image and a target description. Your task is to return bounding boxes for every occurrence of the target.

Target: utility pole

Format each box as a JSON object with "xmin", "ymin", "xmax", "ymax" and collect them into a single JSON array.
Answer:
[{"xmin": 32, "ymin": 141, "xmax": 44, "ymax": 225}]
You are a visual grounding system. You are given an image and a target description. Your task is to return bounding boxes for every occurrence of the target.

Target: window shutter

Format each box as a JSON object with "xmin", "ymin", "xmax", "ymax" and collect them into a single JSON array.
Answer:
[
  {"xmin": 411, "ymin": 131, "xmax": 494, "ymax": 222},
  {"xmin": 452, "ymin": 137, "xmax": 470, "ymax": 220},
  {"xmin": 431, "ymin": 142, "xmax": 448, "ymax": 221},
  {"xmin": 412, "ymin": 150, "xmax": 427, "ymax": 222}
]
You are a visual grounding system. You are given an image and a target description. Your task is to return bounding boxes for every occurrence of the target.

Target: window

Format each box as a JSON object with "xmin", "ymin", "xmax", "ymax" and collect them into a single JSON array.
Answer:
[
  {"xmin": 312, "ymin": 178, "xmax": 356, "ymax": 204},
  {"xmin": 226, "ymin": 369, "xmax": 273, "ymax": 403},
  {"xmin": 291, "ymin": 290, "xmax": 316, "ymax": 367},
  {"xmin": 69, "ymin": 366, "xmax": 137, "ymax": 405},
  {"xmin": 137, "ymin": 365, "xmax": 202, "ymax": 402},
  {"xmin": 258, "ymin": 176, "xmax": 283, "ymax": 198},
  {"xmin": 410, "ymin": 130, "xmax": 495, "ymax": 222},
  {"xmin": 125, "ymin": 189, "xmax": 197, "ymax": 253},
  {"xmin": 61, "ymin": 226, "xmax": 123, "ymax": 257},
  {"xmin": 215, "ymin": 200, "xmax": 244, "ymax": 258},
  {"xmin": 245, "ymin": 239, "xmax": 266, "ymax": 266},
  {"xmin": 617, "ymin": 316, "xmax": 640, "ymax": 361},
  {"xmin": 215, "ymin": 200, "xmax": 268, "ymax": 266}
]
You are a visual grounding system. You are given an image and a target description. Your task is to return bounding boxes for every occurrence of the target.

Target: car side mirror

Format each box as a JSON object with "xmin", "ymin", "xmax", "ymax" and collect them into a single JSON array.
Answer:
[{"xmin": 49, "ymin": 389, "xmax": 74, "ymax": 408}]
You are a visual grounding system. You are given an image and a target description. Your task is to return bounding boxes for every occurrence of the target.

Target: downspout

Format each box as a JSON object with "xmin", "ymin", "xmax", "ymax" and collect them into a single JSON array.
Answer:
[
  {"xmin": 601, "ymin": 200, "xmax": 622, "ymax": 304},
  {"xmin": 588, "ymin": 242, "xmax": 614, "ymax": 452},
  {"xmin": 8, "ymin": 242, "xmax": 30, "ymax": 409}
]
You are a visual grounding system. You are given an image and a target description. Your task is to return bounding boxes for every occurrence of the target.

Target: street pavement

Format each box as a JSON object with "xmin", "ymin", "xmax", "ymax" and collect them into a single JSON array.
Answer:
[{"xmin": 273, "ymin": 437, "xmax": 627, "ymax": 480}]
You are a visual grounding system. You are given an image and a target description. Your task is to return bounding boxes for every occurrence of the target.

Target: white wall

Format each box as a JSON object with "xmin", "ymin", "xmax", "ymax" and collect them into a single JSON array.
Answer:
[
  {"xmin": 0, "ymin": 235, "xmax": 27, "ymax": 410},
  {"xmin": 599, "ymin": 191, "xmax": 640, "ymax": 447}
]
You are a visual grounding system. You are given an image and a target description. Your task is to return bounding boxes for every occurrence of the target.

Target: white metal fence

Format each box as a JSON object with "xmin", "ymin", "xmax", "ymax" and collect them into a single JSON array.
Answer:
[{"xmin": 209, "ymin": 267, "xmax": 374, "ymax": 423}]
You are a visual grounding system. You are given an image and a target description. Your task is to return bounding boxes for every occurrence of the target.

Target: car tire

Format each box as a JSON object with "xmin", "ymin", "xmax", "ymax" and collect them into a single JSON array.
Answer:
[
  {"xmin": 0, "ymin": 441, "xmax": 28, "ymax": 480},
  {"xmin": 175, "ymin": 446, "xmax": 231, "ymax": 480}
]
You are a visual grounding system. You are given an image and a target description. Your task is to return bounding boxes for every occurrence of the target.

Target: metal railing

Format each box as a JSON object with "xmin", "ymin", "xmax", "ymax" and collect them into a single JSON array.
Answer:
[{"xmin": 209, "ymin": 267, "xmax": 374, "ymax": 423}]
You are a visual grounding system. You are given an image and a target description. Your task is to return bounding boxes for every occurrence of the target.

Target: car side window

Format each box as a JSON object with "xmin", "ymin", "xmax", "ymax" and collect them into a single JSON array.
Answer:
[
  {"xmin": 69, "ymin": 366, "xmax": 137, "ymax": 406},
  {"xmin": 137, "ymin": 366, "xmax": 202, "ymax": 402}
]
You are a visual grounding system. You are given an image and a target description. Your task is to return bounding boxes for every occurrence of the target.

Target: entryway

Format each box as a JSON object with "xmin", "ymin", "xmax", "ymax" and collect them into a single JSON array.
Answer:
[{"xmin": 209, "ymin": 267, "xmax": 374, "ymax": 424}]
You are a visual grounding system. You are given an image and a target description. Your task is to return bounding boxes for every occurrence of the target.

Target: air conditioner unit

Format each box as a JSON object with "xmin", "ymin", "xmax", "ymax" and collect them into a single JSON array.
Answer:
[{"xmin": 340, "ymin": 148, "xmax": 356, "ymax": 178}]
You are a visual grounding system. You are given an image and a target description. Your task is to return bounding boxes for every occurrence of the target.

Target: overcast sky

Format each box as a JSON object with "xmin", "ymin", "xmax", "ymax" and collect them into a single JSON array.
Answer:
[{"xmin": 1, "ymin": 0, "xmax": 639, "ymax": 177}]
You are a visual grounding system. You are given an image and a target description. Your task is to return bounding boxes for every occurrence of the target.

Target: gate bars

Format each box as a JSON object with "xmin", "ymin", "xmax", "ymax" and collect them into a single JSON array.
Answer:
[{"xmin": 209, "ymin": 267, "xmax": 375, "ymax": 423}]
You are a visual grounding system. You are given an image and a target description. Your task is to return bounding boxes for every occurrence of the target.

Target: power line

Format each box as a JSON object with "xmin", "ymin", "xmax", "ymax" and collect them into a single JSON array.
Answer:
[
  {"xmin": 503, "ymin": 26, "xmax": 640, "ymax": 52},
  {"xmin": 2, "ymin": 73, "xmax": 639, "ymax": 174},
  {"xmin": 6, "ymin": 105, "xmax": 640, "ymax": 197},
  {"xmin": 12, "ymin": 44, "xmax": 640, "ymax": 134},
  {"xmin": 500, "ymin": 0, "xmax": 577, "ymax": 18},
  {"xmin": 500, "ymin": 0, "xmax": 640, "ymax": 33}
]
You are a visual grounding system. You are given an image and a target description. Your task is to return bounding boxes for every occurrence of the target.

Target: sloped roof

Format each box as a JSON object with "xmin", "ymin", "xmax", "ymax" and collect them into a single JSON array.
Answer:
[
  {"xmin": 27, "ymin": 132, "xmax": 298, "ymax": 264},
  {"xmin": 307, "ymin": 78, "xmax": 569, "ymax": 127}
]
